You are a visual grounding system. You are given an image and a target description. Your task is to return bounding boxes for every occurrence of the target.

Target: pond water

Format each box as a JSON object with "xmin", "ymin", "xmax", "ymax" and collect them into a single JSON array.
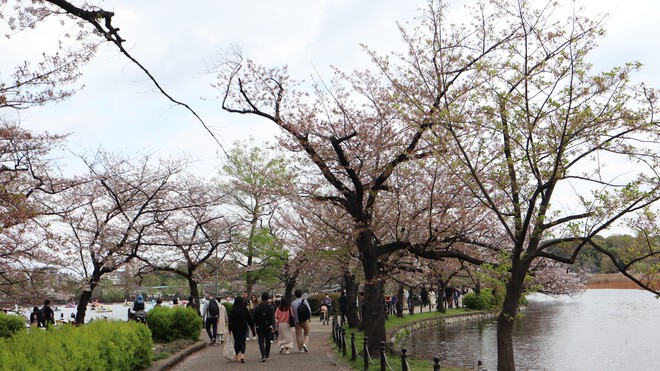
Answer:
[{"xmin": 399, "ymin": 289, "xmax": 660, "ymax": 370}]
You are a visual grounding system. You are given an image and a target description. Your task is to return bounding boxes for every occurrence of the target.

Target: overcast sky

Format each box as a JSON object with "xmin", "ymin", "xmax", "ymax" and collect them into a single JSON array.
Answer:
[{"xmin": 2, "ymin": 0, "xmax": 659, "ymax": 177}]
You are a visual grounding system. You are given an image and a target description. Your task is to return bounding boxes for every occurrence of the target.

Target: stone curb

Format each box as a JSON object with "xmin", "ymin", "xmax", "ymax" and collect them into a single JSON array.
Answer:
[
  {"xmin": 144, "ymin": 340, "xmax": 207, "ymax": 371},
  {"xmin": 387, "ymin": 311, "xmax": 496, "ymax": 349}
]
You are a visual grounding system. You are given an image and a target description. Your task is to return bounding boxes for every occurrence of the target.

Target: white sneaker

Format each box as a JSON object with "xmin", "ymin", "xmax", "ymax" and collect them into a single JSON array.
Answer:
[
  {"xmin": 303, "ymin": 344, "xmax": 309, "ymax": 352},
  {"xmin": 279, "ymin": 346, "xmax": 285, "ymax": 354}
]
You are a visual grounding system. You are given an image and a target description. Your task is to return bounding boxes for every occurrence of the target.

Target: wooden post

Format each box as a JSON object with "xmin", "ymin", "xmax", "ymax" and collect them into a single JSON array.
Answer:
[
  {"xmin": 351, "ymin": 332, "xmax": 356, "ymax": 361},
  {"xmin": 401, "ymin": 348, "xmax": 408, "ymax": 371},
  {"xmin": 380, "ymin": 341, "xmax": 386, "ymax": 371},
  {"xmin": 433, "ymin": 356, "xmax": 441, "ymax": 370},
  {"xmin": 342, "ymin": 328, "xmax": 347, "ymax": 357}
]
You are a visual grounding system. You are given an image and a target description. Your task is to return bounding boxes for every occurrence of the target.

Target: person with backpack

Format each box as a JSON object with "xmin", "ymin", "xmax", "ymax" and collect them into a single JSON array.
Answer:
[
  {"xmin": 129, "ymin": 294, "xmax": 147, "ymax": 323},
  {"xmin": 252, "ymin": 292, "xmax": 275, "ymax": 362},
  {"xmin": 40, "ymin": 299, "xmax": 55, "ymax": 328},
  {"xmin": 291, "ymin": 289, "xmax": 312, "ymax": 353},
  {"xmin": 203, "ymin": 294, "xmax": 220, "ymax": 345}
]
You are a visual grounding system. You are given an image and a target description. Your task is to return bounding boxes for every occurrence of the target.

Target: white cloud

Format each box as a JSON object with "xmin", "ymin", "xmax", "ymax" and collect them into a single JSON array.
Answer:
[{"xmin": 2, "ymin": 0, "xmax": 659, "ymax": 179}]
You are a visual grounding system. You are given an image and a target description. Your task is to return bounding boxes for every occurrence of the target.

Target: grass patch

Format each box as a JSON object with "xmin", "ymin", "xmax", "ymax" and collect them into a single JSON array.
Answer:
[
  {"xmin": 332, "ymin": 309, "xmax": 474, "ymax": 371},
  {"xmin": 153, "ymin": 338, "xmax": 196, "ymax": 361}
]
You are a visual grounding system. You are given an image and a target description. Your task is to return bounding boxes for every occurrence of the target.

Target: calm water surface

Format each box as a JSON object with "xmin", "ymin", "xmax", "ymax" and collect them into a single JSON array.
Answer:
[{"xmin": 400, "ymin": 289, "xmax": 660, "ymax": 370}]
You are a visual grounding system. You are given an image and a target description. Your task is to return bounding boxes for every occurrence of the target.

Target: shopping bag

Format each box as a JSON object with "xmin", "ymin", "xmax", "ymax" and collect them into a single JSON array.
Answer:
[{"xmin": 223, "ymin": 335, "xmax": 236, "ymax": 360}]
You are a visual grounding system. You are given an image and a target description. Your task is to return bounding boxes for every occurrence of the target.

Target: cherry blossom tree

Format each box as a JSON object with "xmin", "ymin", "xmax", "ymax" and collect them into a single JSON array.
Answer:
[
  {"xmin": 0, "ymin": 121, "xmax": 67, "ymax": 300},
  {"xmin": 215, "ymin": 33, "xmax": 501, "ymax": 354},
  {"xmin": 135, "ymin": 175, "xmax": 237, "ymax": 313},
  {"xmin": 217, "ymin": 1, "xmax": 660, "ymax": 366},
  {"xmin": 378, "ymin": 1, "xmax": 660, "ymax": 369},
  {"xmin": 44, "ymin": 152, "xmax": 186, "ymax": 323}
]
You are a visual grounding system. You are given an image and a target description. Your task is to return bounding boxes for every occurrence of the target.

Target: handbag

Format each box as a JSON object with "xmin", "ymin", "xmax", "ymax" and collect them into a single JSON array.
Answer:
[
  {"xmin": 223, "ymin": 335, "xmax": 236, "ymax": 360},
  {"xmin": 288, "ymin": 308, "xmax": 295, "ymax": 327}
]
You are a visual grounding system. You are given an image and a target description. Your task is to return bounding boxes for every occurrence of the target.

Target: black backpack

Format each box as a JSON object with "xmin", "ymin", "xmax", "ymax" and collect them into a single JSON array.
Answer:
[
  {"xmin": 253, "ymin": 303, "xmax": 272, "ymax": 328},
  {"xmin": 36, "ymin": 308, "xmax": 46, "ymax": 325},
  {"xmin": 208, "ymin": 299, "xmax": 220, "ymax": 317},
  {"xmin": 297, "ymin": 299, "xmax": 311, "ymax": 322}
]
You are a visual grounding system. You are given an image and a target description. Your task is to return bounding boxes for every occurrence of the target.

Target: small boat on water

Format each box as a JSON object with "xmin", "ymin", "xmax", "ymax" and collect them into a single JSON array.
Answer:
[
  {"xmin": 65, "ymin": 302, "xmax": 76, "ymax": 308},
  {"xmin": 95, "ymin": 305, "xmax": 112, "ymax": 313}
]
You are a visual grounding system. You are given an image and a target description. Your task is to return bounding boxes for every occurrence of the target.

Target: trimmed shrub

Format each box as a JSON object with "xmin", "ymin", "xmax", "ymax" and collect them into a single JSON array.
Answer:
[
  {"xmin": 148, "ymin": 306, "xmax": 201, "ymax": 342},
  {"xmin": 463, "ymin": 289, "xmax": 496, "ymax": 310},
  {"xmin": 0, "ymin": 320, "xmax": 152, "ymax": 371},
  {"xmin": 0, "ymin": 312, "xmax": 27, "ymax": 338},
  {"xmin": 221, "ymin": 302, "xmax": 232, "ymax": 313}
]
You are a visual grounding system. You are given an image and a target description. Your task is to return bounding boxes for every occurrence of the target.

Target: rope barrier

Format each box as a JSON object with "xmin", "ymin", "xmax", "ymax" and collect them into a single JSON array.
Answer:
[
  {"xmin": 365, "ymin": 345, "xmax": 375, "ymax": 364},
  {"xmin": 383, "ymin": 351, "xmax": 395, "ymax": 371}
]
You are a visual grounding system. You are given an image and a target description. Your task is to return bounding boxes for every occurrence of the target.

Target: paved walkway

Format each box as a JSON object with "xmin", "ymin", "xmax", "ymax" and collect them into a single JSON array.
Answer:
[{"xmin": 170, "ymin": 317, "xmax": 350, "ymax": 371}]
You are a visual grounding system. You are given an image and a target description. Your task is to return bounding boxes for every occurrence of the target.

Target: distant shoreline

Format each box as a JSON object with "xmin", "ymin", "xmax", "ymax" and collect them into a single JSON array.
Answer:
[{"xmin": 587, "ymin": 273, "xmax": 646, "ymax": 289}]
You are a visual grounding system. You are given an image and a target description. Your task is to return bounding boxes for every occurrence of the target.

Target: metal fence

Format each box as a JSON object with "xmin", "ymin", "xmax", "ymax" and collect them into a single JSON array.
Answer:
[{"xmin": 332, "ymin": 316, "xmax": 443, "ymax": 371}]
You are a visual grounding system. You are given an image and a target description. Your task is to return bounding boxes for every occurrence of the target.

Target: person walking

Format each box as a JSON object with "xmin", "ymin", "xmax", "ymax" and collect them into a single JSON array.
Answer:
[
  {"xmin": 429, "ymin": 289, "xmax": 437, "ymax": 311},
  {"xmin": 252, "ymin": 292, "xmax": 276, "ymax": 362},
  {"xmin": 274, "ymin": 297, "xmax": 295, "ymax": 354},
  {"xmin": 217, "ymin": 299, "xmax": 228, "ymax": 344},
  {"xmin": 420, "ymin": 286, "xmax": 429, "ymax": 312},
  {"xmin": 203, "ymin": 294, "xmax": 220, "ymax": 345},
  {"xmin": 291, "ymin": 289, "xmax": 312, "ymax": 353},
  {"xmin": 40, "ymin": 299, "xmax": 55, "ymax": 328},
  {"xmin": 338, "ymin": 291, "xmax": 348, "ymax": 325},
  {"xmin": 29, "ymin": 306, "xmax": 39, "ymax": 327},
  {"xmin": 186, "ymin": 296, "xmax": 196, "ymax": 310},
  {"xmin": 228, "ymin": 296, "xmax": 255, "ymax": 363}
]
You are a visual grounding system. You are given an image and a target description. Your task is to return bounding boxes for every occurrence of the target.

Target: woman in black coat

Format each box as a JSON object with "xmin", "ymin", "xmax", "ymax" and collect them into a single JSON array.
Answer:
[{"xmin": 228, "ymin": 296, "xmax": 255, "ymax": 362}]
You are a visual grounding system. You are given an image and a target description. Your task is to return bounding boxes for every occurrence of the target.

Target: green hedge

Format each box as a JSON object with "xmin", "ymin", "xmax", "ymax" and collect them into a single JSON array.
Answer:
[
  {"xmin": 147, "ymin": 306, "xmax": 201, "ymax": 342},
  {"xmin": 0, "ymin": 312, "xmax": 27, "ymax": 338},
  {"xmin": 0, "ymin": 320, "xmax": 152, "ymax": 371},
  {"xmin": 463, "ymin": 289, "xmax": 496, "ymax": 310}
]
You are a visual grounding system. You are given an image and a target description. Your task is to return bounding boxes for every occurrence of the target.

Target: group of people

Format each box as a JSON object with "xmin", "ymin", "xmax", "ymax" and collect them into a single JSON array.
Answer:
[
  {"xmin": 29, "ymin": 299, "xmax": 55, "ymax": 328},
  {"xmin": 202, "ymin": 289, "xmax": 313, "ymax": 363},
  {"xmin": 398, "ymin": 285, "xmax": 470, "ymax": 312}
]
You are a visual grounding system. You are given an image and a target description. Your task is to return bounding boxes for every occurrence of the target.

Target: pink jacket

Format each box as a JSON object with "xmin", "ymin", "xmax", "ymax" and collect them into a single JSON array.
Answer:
[{"xmin": 275, "ymin": 307, "xmax": 293, "ymax": 325}]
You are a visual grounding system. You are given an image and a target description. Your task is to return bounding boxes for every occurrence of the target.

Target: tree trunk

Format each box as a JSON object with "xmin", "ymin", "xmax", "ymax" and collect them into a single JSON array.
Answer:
[
  {"xmin": 75, "ymin": 275, "xmax": 99, "ymax": 324},
  {"xmin": 438, "ymin": 280, "xmax": 447, "ymax": 313},
  {"xmin": 284, "ymin": 282, "xmax": 295, "ymax": 303},
  {"xmin": 75, "ymin": 288, "xmax": 92, "ymax": 324},
  {"xmin": 344, "ymin": 271, "xmax": 359, "ymax": 328},
  {"xmin": 496, "ymin": 265, "xmax": 528, "ymax": 371},
  {"xmin": 188, "ymin": 277, "xmax": 201, "ymax": 315},
  {"xmin": 362, "ymin": 278, "xmax": 386, "ymax": 356},
  {"xmin": 408, "ymin": 287, "xmax": 415, "ymax": 314},
  {"xmin": 360, "ymin": 238, "xmax": 386, "ymax": 357}
]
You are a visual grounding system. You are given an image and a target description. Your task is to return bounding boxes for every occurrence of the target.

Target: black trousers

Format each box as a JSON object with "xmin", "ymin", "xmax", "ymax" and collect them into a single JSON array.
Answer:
[
  {"xmin": 256, "ymin": 326, "xmax": 272, "ymax": 358},
  {"xmin": 205, "ymin": 317, "xmax": 217, "ymax": 341}
]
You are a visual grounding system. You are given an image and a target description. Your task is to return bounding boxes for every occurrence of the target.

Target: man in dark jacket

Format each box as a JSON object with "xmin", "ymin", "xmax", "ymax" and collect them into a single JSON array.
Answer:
[
  {"xmin": 40, "ymin": 299, "xmax": 55, "ymax": 327},
  {"xmin": 252, "ymin": 292, "xmax": 275, "ymax": 362},
  {"xmin": 420, "ymin": 286, "xmax": 429, "ymax": 312},
  {"xmin": 338, "ymin": 291, "xmax": 348, "ymax": 325}
]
